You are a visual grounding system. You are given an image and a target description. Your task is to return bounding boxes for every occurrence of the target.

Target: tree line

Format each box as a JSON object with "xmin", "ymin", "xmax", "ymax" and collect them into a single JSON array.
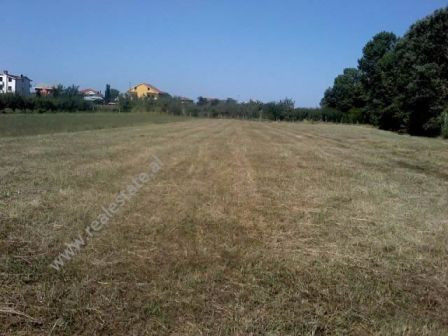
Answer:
[
  {"xmin": 0, "ymin": 85, "xmax": 92, "ymax": 112},
  {"xmin": 2, "ymin": 7, "xmax": 446, "ymax": 138},
  {"xmin": 0, "ymin": 84, "xmax": 122, "ymax": 113},
  {"xmin": 2, "ymin": 86, "xmax": 341, "ymax": 122},
  {"xmin": 116, "ymin": 95, "xmax": 347, "ymax": 122},
  {"xmin": 321, "ymin": 7, "xmax": 448, "ymax": 137}
]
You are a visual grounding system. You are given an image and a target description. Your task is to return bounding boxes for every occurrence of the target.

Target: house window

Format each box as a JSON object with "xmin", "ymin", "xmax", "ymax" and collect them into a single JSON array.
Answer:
[
  {"xmin": 8, "ymin": 77, "xmax": 12, "ymax": 82},
  {"xmin": 8, "ymin": 86, "xmax": 12, "ymax": 91},
  {"xmin": 0, "ymin": 77, "xmax": 3, "ymax": 82}
]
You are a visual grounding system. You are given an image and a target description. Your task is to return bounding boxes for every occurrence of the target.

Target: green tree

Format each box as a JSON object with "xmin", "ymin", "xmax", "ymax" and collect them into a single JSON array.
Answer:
[
  {"xmin": 63, "ymin": 85, "xmax": 80, "ymax": 97},
  {"xmin": 358, "ymin": 32, "xmax": 398, "ymax": 125},
  {"xmin": 321, "ymin": 68, "xmax": 364, "ymax": 115},
  {"xmin": 104, "ymin": 84, "xmax": 111, "ymax": 104},
  {"xmin": 197, "ymin": 96, "xmax": 207, "ymax": 106},
  {"xmin": 390, "ymin": 7, "xmax": 448, "ymax": 135},
  {"xmin": 52, "ymin": 84, "xmax": 64, "ymax": 98},
  {"xmin": 110, "ymin": 88, "xmax": 120, "ymax": 101},
  {"xmin": 118, "ymin": 94, "xmax": 132, "ymax": 112}
]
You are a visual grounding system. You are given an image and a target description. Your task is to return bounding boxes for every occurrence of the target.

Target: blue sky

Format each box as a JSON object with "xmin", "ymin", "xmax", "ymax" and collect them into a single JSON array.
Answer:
[{"xmin": 2, "ymin": 0, "xmax": 446, "ymax": 106}]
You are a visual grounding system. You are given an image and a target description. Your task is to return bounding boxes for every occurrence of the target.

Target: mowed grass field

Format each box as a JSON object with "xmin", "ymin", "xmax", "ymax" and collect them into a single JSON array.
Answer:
[
  {"xmin": 0, "ymin": 112, "xmax": 188, "ymax": 137},
  {"xmin": 1, "ymin": 118, "xmax": 448, "ymax": 335}
]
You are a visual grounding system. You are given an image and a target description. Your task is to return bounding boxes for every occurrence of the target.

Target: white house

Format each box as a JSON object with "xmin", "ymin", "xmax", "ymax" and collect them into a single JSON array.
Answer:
[
  {"xmin": 80, "ymin": 88, "xmax": 104, "ymax": 102},
  {"xmin": 0, "ymin": 70, "xmax": 32, "ymax": 96}
]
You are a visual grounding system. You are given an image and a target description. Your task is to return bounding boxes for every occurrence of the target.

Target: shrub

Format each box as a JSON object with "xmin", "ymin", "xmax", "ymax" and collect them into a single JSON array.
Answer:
[{"xmin": 0, "ymin": 87, "xmax": 93, "ymax": 113}]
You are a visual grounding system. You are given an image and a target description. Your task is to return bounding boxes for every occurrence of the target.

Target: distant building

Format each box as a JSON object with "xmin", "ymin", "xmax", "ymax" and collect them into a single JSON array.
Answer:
[
  {"xmin": 80, "ymin": 88, "xmax": 104, "ymax": 102},
  {"xmin": 178, "ymin": 96, "xmax": 193, "ymax": 104},
  {"xmin": 128, "ymin": 83, "xmax": 164, "ymax": 99},
  {"xmin": 0, "ymin": 70, "xmax": 32, "ymax": 96},
  {"xmin": 198, "ymin": 96, "xmax": 220, "ymax": 105},
  {"xmin": 80, "ymin": 88, "xmax": 100, "ymax": 96},
  {"xmin": 34, "ymin": 84, "xmax": 55, "ymax": 96}
]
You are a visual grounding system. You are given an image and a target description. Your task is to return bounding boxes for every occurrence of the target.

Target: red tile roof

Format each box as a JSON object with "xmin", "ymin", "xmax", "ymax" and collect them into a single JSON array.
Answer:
[
  {"xmin": 129, "ymin": 83, "xmax": 162, "ymax": 94},
  {"xmin": 80, "ymin": 88, "xmax": 100, "ymax": 95}
]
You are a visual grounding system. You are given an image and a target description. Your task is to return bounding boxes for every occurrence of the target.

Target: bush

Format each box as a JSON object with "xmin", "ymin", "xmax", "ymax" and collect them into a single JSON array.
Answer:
[
  {"xmin": 293, "ymin": 107, "xmax": 344, "ymax": 122},
  {"xmin": 118, "ymin": 95, "xmax": 133, "ymax": 112},
  {"xmin": 0, "ymin": 87, "xmax": 93, "ymax": 113}
]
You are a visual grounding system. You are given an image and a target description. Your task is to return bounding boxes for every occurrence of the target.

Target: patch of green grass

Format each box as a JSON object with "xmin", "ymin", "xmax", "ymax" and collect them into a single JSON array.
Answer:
[{"xmin": 0, "ymin": 112, "xmax": 189, "ymax": 137}]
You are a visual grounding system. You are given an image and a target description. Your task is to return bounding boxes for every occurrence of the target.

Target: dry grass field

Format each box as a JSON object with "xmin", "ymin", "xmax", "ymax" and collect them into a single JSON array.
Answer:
[{"xmin": 1, "ymin": 119, "xmax": 448, "ymax": 335}]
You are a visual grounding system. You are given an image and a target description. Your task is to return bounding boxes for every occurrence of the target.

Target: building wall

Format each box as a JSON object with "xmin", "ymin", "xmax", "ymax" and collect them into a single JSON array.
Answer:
[
  {"xmin": 35, "ymin": 88, "xmax": 54, "ymax": 96},
  {"xmin": 0, "ymin": 74, "xmax": 31, "ymax": 95},
  {"xmin": 0, "ymin": 74, "xmax": 15, "ymax": 94},
  {"xmin": 0, "ymin": 74, "xmax": 5, "ymax": 93},
  {"xmin": 129, "ymin": 84, "xmax": 160, "ymax": 98},
  {"xmin": 15, "ymin": 78, "xmax": 31, "ymax": 96}
]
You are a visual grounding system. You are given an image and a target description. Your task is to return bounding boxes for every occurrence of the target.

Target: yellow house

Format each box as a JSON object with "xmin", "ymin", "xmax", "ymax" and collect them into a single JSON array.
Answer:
[{"xmin": 128, "ymin": 83, "xmax": 163, "ymax": 98}]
